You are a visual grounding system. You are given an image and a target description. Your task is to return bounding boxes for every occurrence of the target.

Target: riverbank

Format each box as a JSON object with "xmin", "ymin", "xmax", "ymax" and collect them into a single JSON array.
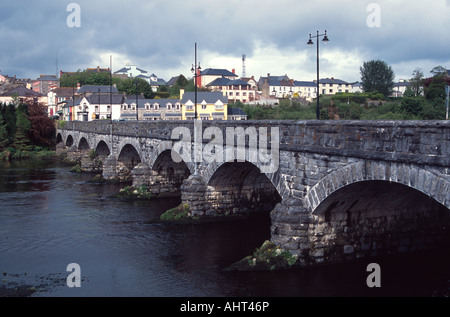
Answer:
[{"xmin": 0, "ymin": 148, "xmax": 57, "ymax": 162}]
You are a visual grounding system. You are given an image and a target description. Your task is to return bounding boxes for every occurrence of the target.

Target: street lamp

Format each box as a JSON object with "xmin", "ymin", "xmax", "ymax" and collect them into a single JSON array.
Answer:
[
  {"xmin": 134, "ymin": 78, "xmax": 139, "ymax": 121},
  {"xmin": 191, "ymin": 42, "xmax": 201, "ymax": 120},
  {"xmin": 307, "ymin": 30, "xmax": 329, "ymax": 120}
]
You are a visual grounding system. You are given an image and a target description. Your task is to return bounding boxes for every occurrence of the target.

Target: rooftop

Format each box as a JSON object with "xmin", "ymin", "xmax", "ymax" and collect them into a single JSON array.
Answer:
[
  {"xmin": 0, "ymin": 86, "xmax": 43, "ymax": 97},
  {"xmin": 181, "ymin": 91, "xmax": 228, "ymax": 104},
  {"xmin": 77, "ymin": 85, "xmax": 119, "ymax": 94},
  {"xmin": 200, "ymin": 68, "xmax": 237, "ymax": 77}
]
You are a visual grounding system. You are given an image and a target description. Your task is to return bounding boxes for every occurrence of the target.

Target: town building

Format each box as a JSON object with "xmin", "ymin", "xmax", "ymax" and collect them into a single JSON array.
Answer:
[
  {"xmin": 258, "ymin": 74, "xmax": 295, "ymax": 99},
  {"xmin": 62, "ymin": 93, "xmax": 124, "ymax": 122},
  {"xmin": 198, "ymin": 68, "xmax": 238, "ymax": 88},
  {"xmin": 32, "ymin": 74, "xmax": 60, "ymax": 95},
  {"xmin": 114, "ymin": 64, "xmax": 149, "ymax": 79},
  {"xmin": 61, "ymin": 85, "xmax": 122, "ymax": 121},
  {"xmin": 391, "ymin": 80, "xmax": 412, "ymax": 97},
  {"xmin": 120, "ymin": 98, "xmax": 182, "ymax": 121},
  {"xmin": 241, "ymin": 76, "xmax": 258, "ymax": 91},
  {"xmin": 0, "ymin": 86, "xmax": 46, "ymax": 105},
  {"xmin": 318, "ymin": 78, "xmax": 353, "ymax": 95},
  {"xmin": 227, "ymin": 107, "xmax": 248, "ymax": 120},
  {"xmin": 180, "ymin": 90, "xmax": 228, "ymax": 120},
  {"xmin": 114, "ymin": 64, "xmax": 166, "ymax": 90},
  {"xmin": 206, "ymin": 78, "xmax": 255, "ymax": 103},
  {"xmin": 293, "ymin": 81, "xmax": 317, "ymax": 101},
  {"xmin": 47, "ymin": 87, "xmax": 76, "ymax": 117}
]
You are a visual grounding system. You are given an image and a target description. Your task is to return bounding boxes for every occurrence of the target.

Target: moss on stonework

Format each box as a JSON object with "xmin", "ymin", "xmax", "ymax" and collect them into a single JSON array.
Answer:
[
  {"xmin": 160, "ymin": 204, "xmax": 191, "ymax": 221},
  {"xmin": 226, "ymin": 240, "xmax": 298, "ymax": 271}
]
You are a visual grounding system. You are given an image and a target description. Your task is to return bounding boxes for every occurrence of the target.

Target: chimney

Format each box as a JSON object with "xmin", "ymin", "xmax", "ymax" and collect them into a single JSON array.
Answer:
[
  {"xmin": 180, "ymin": 89, "xmax": 185, "ymax": 100},
  {"xmin": 77, "ymin": 82, "xmax": 81, "ymax": 89},
  {"xmin": 232, "ymin": 68, "xmax": 235, "ymax": 74}
]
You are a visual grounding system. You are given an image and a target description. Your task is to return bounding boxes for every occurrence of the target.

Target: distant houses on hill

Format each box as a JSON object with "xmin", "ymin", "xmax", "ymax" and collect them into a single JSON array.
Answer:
[{"xmin": 1, "ymin": 63, "xmax": 442, "ymax": 120}]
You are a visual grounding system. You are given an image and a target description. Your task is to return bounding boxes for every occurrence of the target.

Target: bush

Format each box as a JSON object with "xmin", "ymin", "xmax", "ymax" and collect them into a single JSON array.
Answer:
[
  {"xmin": 117, "ymin": 185, "xmax": 152, "ymax": 200},
  {"xmin": 160, "ymin": 204, "xmax": 190, "ymax": 221},
  {"xmin": 227, "ymin": 240, "xmax": 298, "ymax": 271}
]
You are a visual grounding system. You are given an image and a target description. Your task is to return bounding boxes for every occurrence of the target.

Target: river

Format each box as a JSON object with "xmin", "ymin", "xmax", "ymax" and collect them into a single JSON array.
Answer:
[{"xmin": 0, "ymin": 159, "xmax": 448, "ymax": 298}]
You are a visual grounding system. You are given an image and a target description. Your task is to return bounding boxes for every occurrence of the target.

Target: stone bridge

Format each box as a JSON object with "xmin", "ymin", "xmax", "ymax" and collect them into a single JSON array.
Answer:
[{"xmin": 56, "ymin": 120, "xmax": 450, "ymax": 266}]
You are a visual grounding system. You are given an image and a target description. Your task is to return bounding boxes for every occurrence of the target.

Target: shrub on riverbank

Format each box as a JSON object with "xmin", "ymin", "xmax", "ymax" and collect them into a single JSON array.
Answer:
[
  {"xmin": 0, "ymin": 147, "xmax": 56, "ymax": 161},
  {"xmin": 227, "ymin": 240, "xmax": 298, "ymax": 271},
  {"xmin": 160, "ymin": 204, "xmax": 190, "ymax": 221},
  {"xmin": 117, "ymin": 185, "xmax": 153, "ymax": 200}
]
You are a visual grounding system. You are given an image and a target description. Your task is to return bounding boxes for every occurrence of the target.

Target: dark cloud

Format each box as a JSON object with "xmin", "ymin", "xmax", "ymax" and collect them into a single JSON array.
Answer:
[{"xmin": 0, "ymin": 0, "xmax": 449, "ymax": 82}]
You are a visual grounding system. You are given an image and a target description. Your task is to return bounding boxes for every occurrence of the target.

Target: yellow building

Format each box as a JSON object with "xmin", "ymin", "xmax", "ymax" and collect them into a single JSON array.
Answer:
[{"xmin": 180, "ymin": 89, "xmax": 228, "ymax": 120}]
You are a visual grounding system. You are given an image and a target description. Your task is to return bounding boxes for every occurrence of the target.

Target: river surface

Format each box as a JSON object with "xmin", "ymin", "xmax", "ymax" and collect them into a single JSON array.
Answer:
[{"xmin": 0, "ymin": 160, "xmax": 448, "ymax": 297}]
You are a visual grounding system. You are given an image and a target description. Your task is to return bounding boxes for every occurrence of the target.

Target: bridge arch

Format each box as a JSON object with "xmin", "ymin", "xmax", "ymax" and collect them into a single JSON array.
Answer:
[
  {"xmin": 65, "ymin": 135, "xmax": 74, "ymax": 147},
  {"xmin": 118, "ymin": 144, "xmax": 141, "ymax": 168},
  {"xmin": 151, "ymin": 140, "xmax": 196, "ymax": 175},
  {"xmin": 117, "ymin": 138, "xmax": 143, "ymax": 162},
  {"xmin": 56, "ymin": 133, "xmax": 63, "ymax": 145},
  {"xmin": 306, "ymin": 161, "xmax": 450, "ymax": 213},
  {"xmin": 207, "ymin": 160, "xmax": 282, "ymax": 214},
  {"xmin": 299, "ymin": 161, "xmax": 450, "ymax": 264},
  {"xmin": 149, "ymin": 149, "xmax": 191, "ymax": 195},
  {"xmin": 78, "ymin": 137, "xmax": 90, "ymax": 151},
  {"xmin": 95, "ymin": 140, "xmax": 111, "ymax": 157},
  {"xmin": 202, "ymin": 147, "xmax": 285, "ymax": 201}
]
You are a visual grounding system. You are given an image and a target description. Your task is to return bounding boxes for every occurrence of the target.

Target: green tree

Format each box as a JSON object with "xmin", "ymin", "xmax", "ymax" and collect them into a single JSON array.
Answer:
[
  {"xmin": 13, "ymin": 103, "xmax": 32, "ymax": 151},
  {"xmin": 0, "ymin": 111, "xmax": 9, "ymax": 149},
  {"xmin": 116, "ymin": 78, "xmax": 154, "ymax": 99},
  {"xmin": 360, "ymin": 60, "xmax": 395, "ymax": 97},
  {"xmin": 401, "ymin": 97, "xmax": 425, "ymax": 117},
  {"xmin": 430, "ymin": 65, "xmax": 447, "ymax": 77},
  {"xmin": 168, "ymin": 75, "xmax": 189, "ymax": 97},
  {"xmin": 2, "ymin": 103, "xmax": 16, "ymax": 143},
  {"xmin": 409, "ymin": 68, "xmax": 424, "ymax": 96},
  {"xmin": 424, "ymin": 74, "xmax": 450, "ymax": 102}
]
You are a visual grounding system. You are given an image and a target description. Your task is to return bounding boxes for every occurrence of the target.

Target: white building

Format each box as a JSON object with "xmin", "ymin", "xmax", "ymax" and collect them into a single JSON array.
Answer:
[{"xmin": 293, "ymin": 81, "xmax": 317, "ymax": 101}]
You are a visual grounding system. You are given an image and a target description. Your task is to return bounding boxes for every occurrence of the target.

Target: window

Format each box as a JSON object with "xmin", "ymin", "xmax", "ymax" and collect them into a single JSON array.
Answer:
[
  {"xmin": 167, "ymin": 104, "xmax": 172, "ymax": 111},
  {"xmin": 201, "ymin": 104, "xmax": 207, "ymax": 110}
]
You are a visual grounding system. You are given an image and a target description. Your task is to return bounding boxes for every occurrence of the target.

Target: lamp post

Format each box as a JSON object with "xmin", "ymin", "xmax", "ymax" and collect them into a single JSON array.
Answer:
[
  {"xmin": 307, "ymin": 30, "xmax": 330, "ymax": 120},
  {"xmin": 134, "ymin": 78, "xmax": 139, "ymax": 121},
  {"xmin": 190, "ymin": 43, "xmax": 202, "ymax": 175},
  {"xmin": 191, "ymin": 42, "xmax": 201, "ymax": 120}
]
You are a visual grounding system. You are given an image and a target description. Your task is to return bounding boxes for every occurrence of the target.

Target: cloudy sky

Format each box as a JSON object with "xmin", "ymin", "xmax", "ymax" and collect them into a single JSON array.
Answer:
[{"xmin": 1, "ymin": 0, "xmax": 449, "ymax": 84}]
